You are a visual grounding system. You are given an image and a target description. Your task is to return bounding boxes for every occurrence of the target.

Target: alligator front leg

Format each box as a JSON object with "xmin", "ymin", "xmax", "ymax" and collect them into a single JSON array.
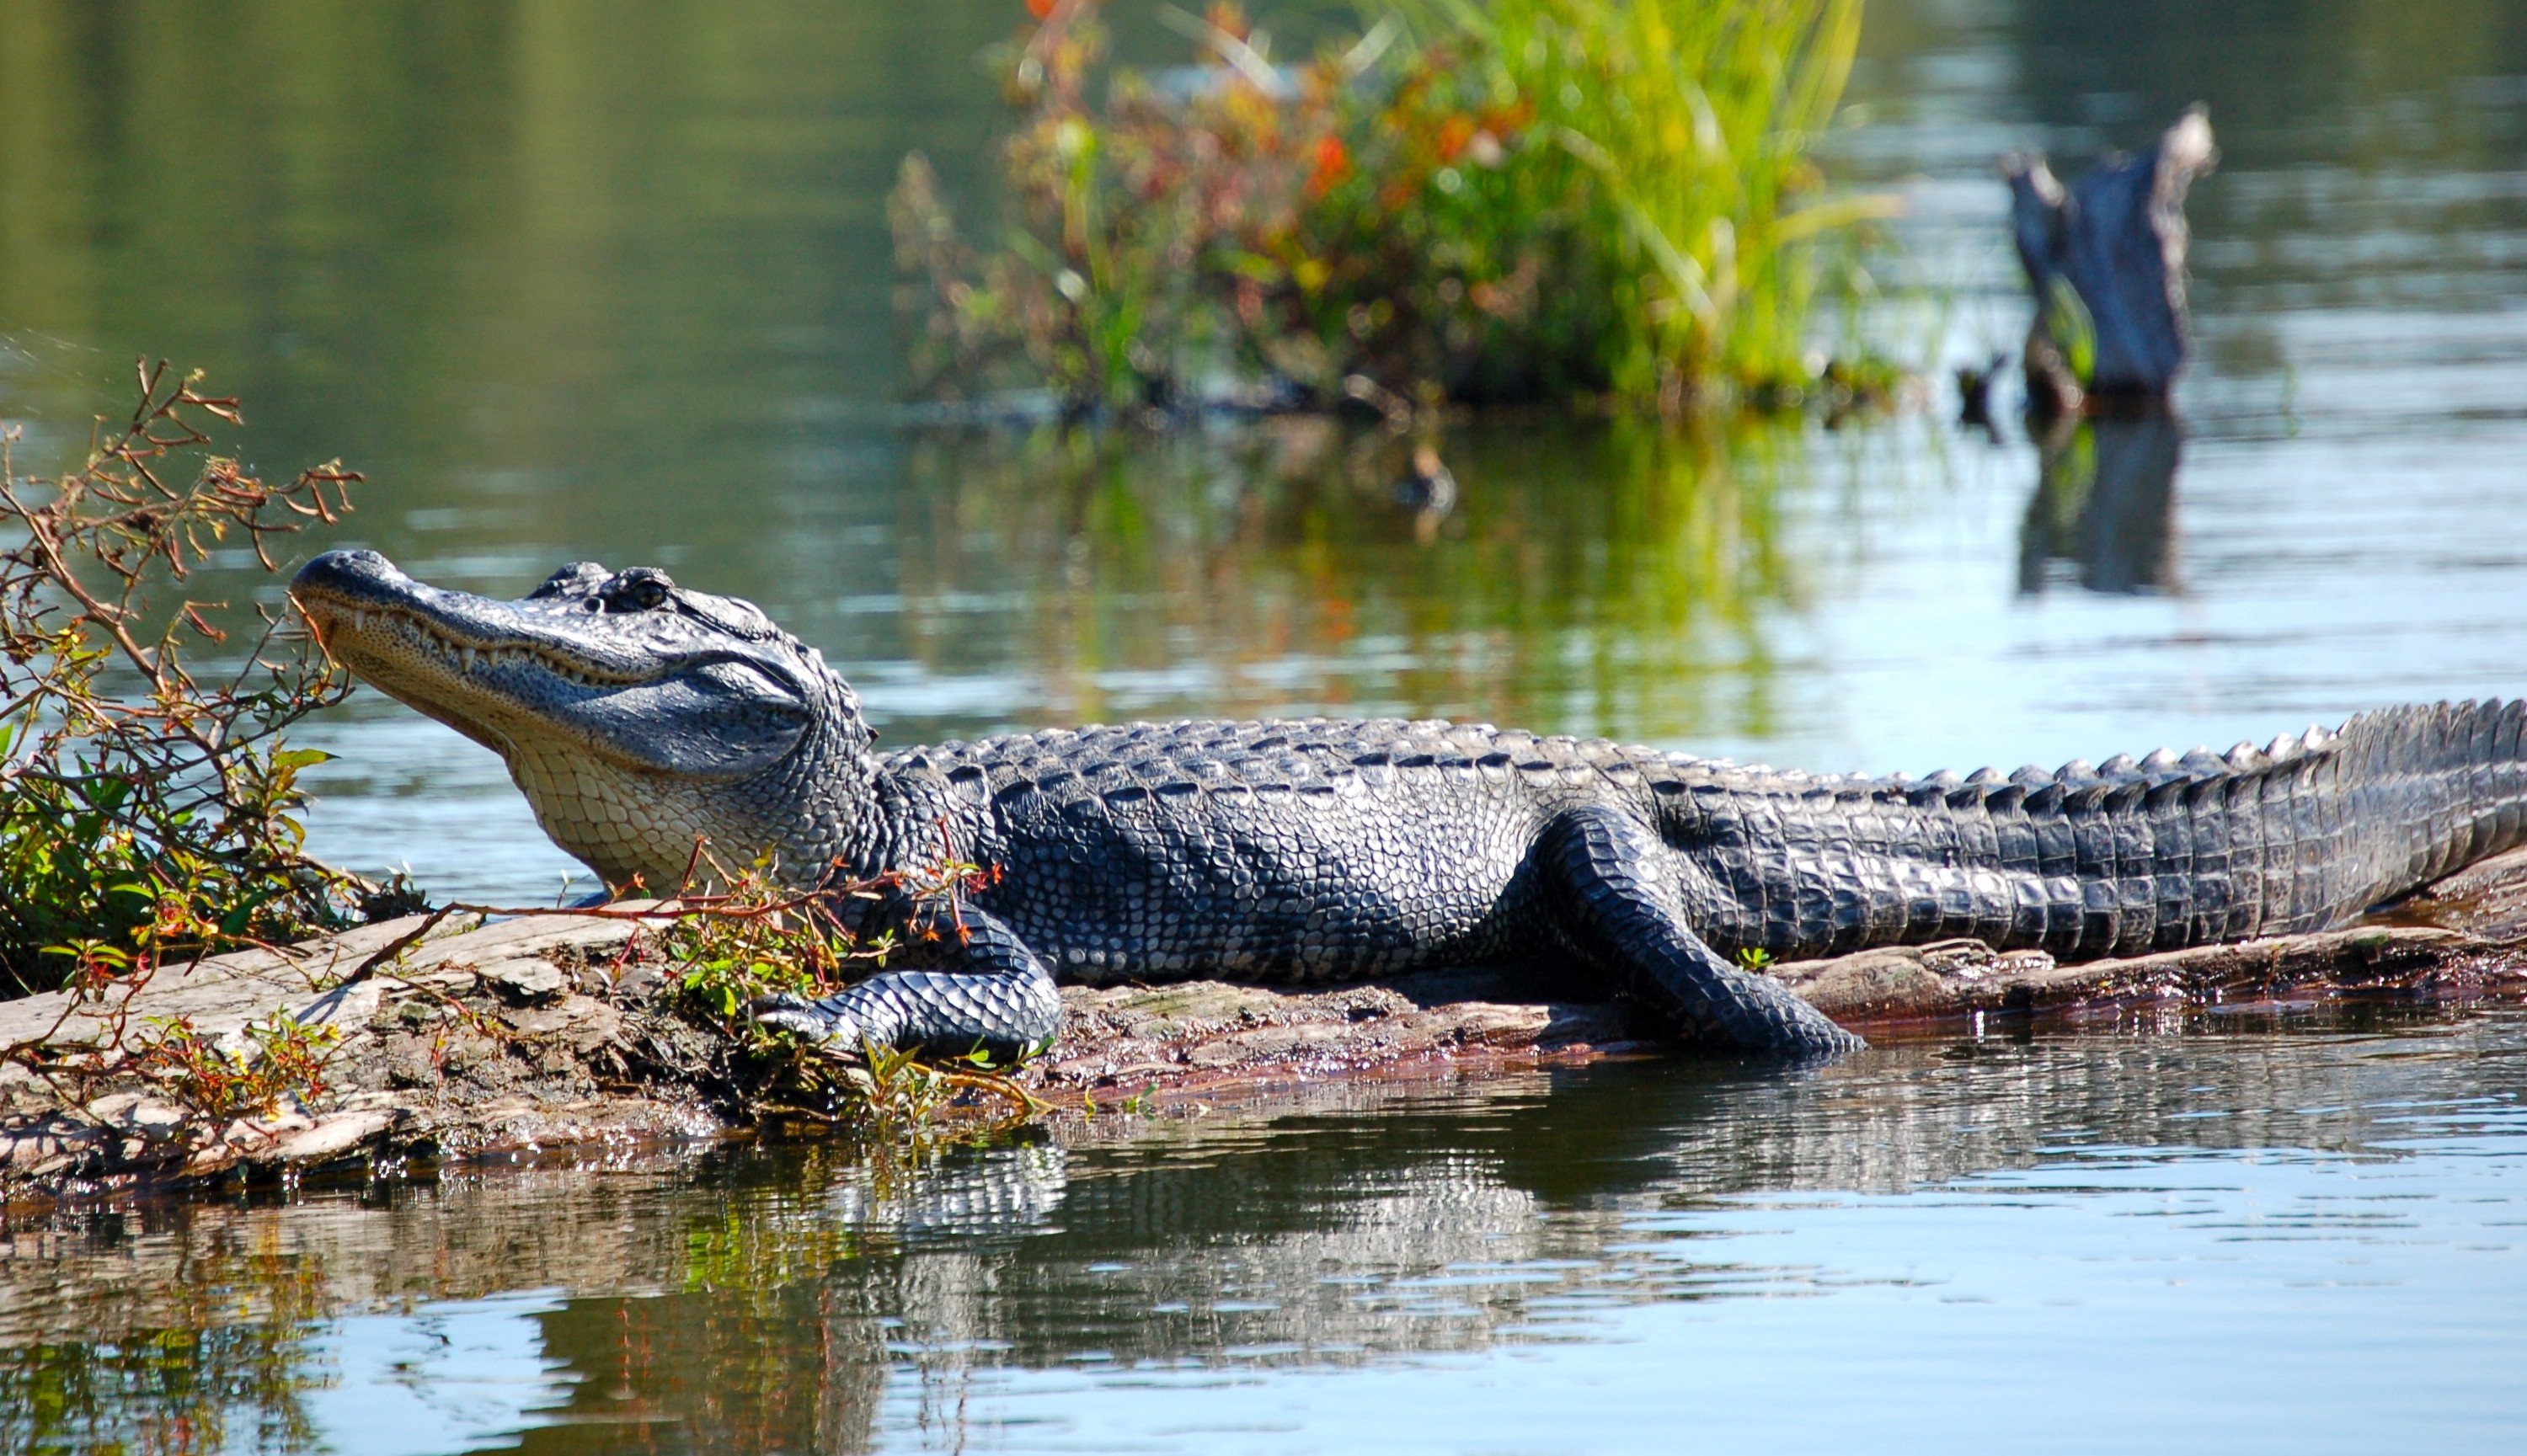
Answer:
[
  {"xmin": 750, "ymin": 903, "xmax": 1062, "ymax": 1060},
  {"xmin": 1543, "ymin": 807, "xmax": 1864, "ymax": 1056}
]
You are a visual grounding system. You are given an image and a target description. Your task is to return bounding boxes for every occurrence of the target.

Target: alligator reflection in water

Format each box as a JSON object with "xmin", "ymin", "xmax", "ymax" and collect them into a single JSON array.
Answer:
[
  {"xmin": 6, "ymin": 1006, "xmax": 2524, "ymax": 1453},
  {"xmin": 2019, "ymin": 413, "xmax": 2183, "ymax": 595}
]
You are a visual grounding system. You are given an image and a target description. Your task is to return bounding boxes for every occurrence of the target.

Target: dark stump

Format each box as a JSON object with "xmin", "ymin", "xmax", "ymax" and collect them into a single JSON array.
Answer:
[{"xmin": 2006, "ymin": 107, "xmax": 2219, "ymax": 413}]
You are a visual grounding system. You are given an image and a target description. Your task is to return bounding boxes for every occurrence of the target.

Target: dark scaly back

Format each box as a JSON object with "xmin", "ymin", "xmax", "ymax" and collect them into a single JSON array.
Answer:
[{"xmin": 1677, "ymin": 699, "xmax": 2527, "ymax": 962}]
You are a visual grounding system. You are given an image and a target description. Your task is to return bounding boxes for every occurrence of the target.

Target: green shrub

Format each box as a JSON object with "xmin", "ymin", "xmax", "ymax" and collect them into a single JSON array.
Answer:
[
  {"xmin": 0, "ymin": 363, "xmax": 376, "ymax": 995},
  {"xmin": 892, "ymin": 0, "xmax": 1892, "ymax": 417},
  {"xmin": 654, "ymin": 855, "xmax": 1047, "ymax": 1134}
]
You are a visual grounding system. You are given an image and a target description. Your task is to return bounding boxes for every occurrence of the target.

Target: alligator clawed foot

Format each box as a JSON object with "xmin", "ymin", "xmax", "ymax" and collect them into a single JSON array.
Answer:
[{"xmin": 749, "ymin": 992, "xmax": 863, "ymax": 1053}]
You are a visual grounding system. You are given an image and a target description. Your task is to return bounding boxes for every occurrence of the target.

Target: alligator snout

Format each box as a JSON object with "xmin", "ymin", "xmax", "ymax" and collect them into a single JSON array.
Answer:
[{"xmin": 292, "ymin": 547, "xmax": 408, "ymax": 603}]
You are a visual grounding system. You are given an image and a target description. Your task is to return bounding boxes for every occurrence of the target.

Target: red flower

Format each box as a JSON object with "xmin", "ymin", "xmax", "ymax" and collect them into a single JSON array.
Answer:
[
  {"xmin": 1306, "ymin": 134, "xmax": 1350, "ymax": 199},
  {"xmin": 1435, "ymin": 114, "xmax": 1475, "ymax": 163}
]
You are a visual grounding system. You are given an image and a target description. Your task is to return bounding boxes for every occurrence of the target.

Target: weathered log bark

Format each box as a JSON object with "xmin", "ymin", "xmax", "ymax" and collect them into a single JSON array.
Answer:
[
  {"xmin": 2006, "ymin": 106, "xmax": 2218, "ymax": 413},
  {"xmin": 6, "ymin": 846, "xmax": 2523, "ymax": 1203}
]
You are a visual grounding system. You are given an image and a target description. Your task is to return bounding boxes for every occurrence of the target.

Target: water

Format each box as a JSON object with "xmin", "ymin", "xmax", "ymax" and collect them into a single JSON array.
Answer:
[
  {"xmin": 3, "ymin": 0, "xmax": 2526, "ymax": 1448},
  {"xmin": 6, "ymin": 1007, "xmax": 2527, "ymax": 1453}
]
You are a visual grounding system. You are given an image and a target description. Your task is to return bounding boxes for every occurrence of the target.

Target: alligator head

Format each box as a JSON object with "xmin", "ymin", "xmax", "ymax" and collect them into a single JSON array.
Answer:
[{"xmin": 291, "ymin": 549, "xmax": 873, "ymax": 893}]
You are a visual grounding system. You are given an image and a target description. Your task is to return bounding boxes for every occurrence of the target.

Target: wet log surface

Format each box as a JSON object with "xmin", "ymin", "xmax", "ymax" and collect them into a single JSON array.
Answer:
[{"xmin": 7, "ymin": 847, "xmax": 2524, "ymax": 1203}]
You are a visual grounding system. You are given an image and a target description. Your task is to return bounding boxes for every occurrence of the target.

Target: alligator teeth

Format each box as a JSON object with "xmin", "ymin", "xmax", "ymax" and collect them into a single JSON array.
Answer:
[{"xmin": 348, "ymin": 611, "xmax": 641, "ymax": 687}]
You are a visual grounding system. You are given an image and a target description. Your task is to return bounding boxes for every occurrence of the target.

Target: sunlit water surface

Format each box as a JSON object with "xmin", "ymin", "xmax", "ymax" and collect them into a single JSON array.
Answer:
[
  {"xmin": 3, "ymin": 0, "xmax": 2526, "ymax": 1448},
  {"xmin": 5, "ymin": 1007, "xmax": 2526, "ymax": 1453}
]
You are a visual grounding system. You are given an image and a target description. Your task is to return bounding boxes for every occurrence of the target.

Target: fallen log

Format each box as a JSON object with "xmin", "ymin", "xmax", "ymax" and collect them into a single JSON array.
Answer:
[{"xmin": 6, "ymin": 847, "xmax": 2523, "ymax": 1203}]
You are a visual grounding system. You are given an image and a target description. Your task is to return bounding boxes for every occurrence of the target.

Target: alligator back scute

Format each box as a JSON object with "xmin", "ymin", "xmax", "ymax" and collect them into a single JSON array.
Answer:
[
  {"xmin": 938, "ymin": 716, "xmax": 1583, "ymax": 986},
  {"xmin": 918, "ymin": 701, "xmax": 2527, "ymax": 976}
]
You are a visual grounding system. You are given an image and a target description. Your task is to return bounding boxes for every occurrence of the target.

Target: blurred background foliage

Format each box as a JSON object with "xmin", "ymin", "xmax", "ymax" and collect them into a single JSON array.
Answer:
[{"xmin": 892, "ymin": 0, "xmax": 1889, "ymax": 415}]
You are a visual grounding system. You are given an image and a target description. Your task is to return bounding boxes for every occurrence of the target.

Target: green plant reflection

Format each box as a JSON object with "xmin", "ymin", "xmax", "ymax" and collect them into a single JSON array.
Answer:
[{"xmin": 889, "ymin": 415, "xmax": 1805, "ymax": 744}]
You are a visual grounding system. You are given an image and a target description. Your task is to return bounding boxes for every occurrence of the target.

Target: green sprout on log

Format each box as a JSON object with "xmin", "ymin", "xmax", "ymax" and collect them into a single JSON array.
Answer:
[
  {"xmin": 123, "ymin": 1012, "xmax": 345, "ymax": 1124},
  {"xmin": 631, "ymin": 846, "xmax": 1049, "ymax": 1137}
]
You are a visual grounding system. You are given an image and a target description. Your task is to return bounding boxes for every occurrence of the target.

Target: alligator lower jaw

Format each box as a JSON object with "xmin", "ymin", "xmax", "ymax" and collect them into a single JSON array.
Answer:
[{"xmin": 294, "ymin": 597, "xmax": 616, "ymax": 764}]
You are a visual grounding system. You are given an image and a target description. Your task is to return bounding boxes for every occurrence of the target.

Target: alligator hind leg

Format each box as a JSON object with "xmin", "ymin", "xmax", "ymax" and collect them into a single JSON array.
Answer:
[
  {"xmin": 1542, "ymin": 807, "xmax": 1863, "ymax": 1055},
  {"xmin": 751, "ymin": 903, "xmax": 1062, "ymax": 1060}
]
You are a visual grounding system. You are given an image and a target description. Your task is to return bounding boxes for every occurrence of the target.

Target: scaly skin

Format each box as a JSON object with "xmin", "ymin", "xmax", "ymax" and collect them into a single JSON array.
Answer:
[{"xmin": 291, "ymin": 550, "xmax": 2527, "ymax": 1059}]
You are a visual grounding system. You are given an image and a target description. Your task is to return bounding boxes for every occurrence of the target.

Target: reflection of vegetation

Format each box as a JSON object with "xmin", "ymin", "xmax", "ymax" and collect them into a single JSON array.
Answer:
[
  {"xmin": 2018, "ymin": 414, "xmax": 2179, "ymax": 595},
  {"xmin": 521, "ymin": 1148, "xmax": 937, "ymax": 1453},
  {"xmin": 0, "ymin": 1232, "xmax": 330, "ymax": 1455},
  {"xmin": 894, "ymin": 0, "xmax": 1891, "ymax": 416},
  {"xmin": 895, "ymin": 415, "xmax": 1804, "ymax": 744},
  {"xmin": 1, "ymin": 1324, "xmax": 327, "ymax": 1455}
]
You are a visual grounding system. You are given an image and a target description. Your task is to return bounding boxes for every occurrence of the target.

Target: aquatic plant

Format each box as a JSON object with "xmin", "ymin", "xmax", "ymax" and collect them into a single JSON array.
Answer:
[
  {"xmin": 646, "ymin": 853, "xmax": 1047, "ymax": 1134},
  {"xmin": 891, "ymin": 0, "xmax": 1893, "ymax": 418},
  {"xmin": 0, "ymin": 362, "xmax": 380, "ymax": 996}
]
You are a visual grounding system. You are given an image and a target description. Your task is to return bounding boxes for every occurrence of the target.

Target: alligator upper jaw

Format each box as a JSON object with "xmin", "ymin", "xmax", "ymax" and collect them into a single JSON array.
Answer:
[
  {"xmin": 291, "ymin": 548, "xmax": 814, "ymax": 780},
  {"xmin": 294, "ymin": 549, "xmax": 655, "ymax": 675}
]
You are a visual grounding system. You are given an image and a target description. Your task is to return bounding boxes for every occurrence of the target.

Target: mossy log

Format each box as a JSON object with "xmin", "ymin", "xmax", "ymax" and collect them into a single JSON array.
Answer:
[{"xmin": 6, "ymin": 847, "xmax": 2523, "ymax": 1203}]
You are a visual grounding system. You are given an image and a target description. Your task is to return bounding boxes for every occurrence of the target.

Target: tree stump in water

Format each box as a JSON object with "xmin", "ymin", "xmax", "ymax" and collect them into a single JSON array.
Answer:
[{"xmin": 2006, "ymin": 106, "xmax": 2219, "ymax": 413}]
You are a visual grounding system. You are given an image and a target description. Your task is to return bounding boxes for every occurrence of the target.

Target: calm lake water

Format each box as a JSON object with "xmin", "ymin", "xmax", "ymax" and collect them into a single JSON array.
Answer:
[
  {"xmin": 7, "ymin": 1007, "xmax": 2527, "ymax": 1453},
  {"xmin": 3, "ymin": 0, "xmax": 2526, "ymax": 1449}
]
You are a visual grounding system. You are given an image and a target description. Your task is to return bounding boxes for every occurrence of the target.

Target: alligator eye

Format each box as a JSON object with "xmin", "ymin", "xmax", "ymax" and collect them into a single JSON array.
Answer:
[{"xmin": 601, "ymin": 568, "xmax": 675, "ymax": 613}]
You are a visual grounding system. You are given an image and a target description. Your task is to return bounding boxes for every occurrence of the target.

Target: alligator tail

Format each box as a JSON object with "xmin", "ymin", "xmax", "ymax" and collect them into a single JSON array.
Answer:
[
  {"xmin": 2177, "ymin": 698, "xmax": 2523, "ymax": 937},
  {"xmin": 1964, "ymin": 696, "xmax": 2527, "ymax": 953},
  {"xmin": 1697, "ymin": 698, "xmax": 2527, "ymax": 960}
]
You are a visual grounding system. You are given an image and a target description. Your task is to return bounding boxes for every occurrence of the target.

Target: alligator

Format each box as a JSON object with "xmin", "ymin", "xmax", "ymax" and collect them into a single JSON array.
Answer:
[{"xmin": 291, "ymin": 548, "xmax": 2527, "ymax": 1059}]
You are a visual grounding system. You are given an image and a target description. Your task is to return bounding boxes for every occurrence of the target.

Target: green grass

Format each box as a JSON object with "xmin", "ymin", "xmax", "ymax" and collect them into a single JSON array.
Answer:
[
  {"xmin": 1439, "ymin": 0, "xmax": 1892, "ymax": 405},
  {"xmin": 893, "ymin": 0, "xmax": 1893, "ymax": 417}
]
